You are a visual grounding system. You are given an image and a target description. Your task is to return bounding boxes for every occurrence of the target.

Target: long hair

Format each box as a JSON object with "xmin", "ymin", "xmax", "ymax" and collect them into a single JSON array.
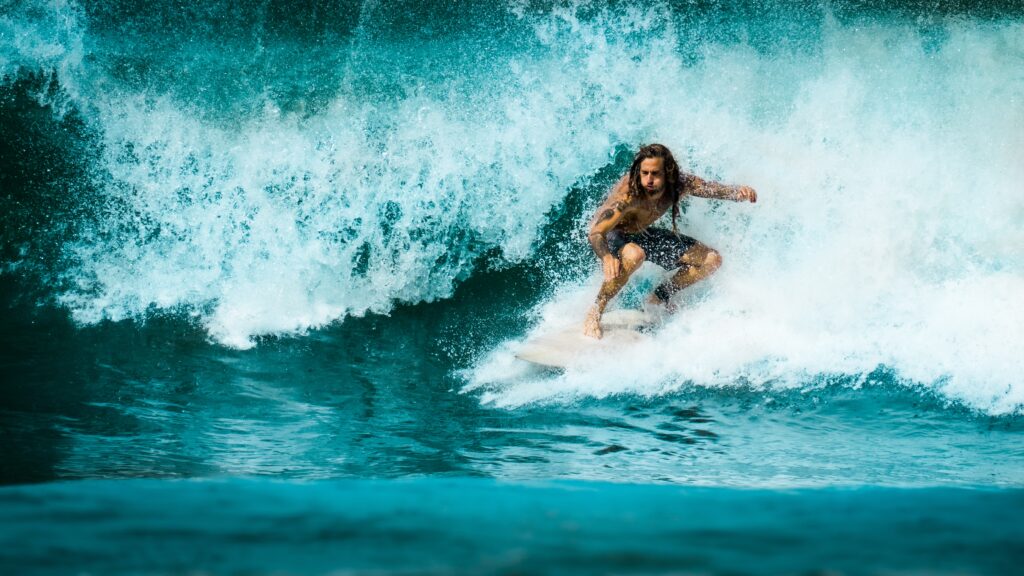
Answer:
[{"xmin": 627, "ymin": 143, "xmax": 683, "ymax": 232}]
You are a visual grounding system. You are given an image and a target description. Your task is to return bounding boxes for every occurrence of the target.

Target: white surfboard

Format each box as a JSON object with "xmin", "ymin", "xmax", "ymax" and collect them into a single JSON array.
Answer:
[{"xmin": 515, "ymin": 309, "xmax": 658, "ymax": 369}]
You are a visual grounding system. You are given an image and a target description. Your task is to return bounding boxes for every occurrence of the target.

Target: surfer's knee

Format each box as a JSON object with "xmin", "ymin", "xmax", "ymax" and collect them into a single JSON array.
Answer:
[
  {"xmin": 704, "ymin": 249, "xmax": 722, "ymax": 272},
  {"xmin": 680, "ymin": 246, "xmax": 721, "ymax": 273},
  {"xmin": 620, "ymin": 243, "xmax": 645, "ymax": 271}
]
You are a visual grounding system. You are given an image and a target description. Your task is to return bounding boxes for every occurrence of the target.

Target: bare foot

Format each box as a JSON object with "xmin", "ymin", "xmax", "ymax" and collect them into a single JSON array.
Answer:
[{"xmin": 583, "ymin": 306, "xmax": 603, "ymax": 339}]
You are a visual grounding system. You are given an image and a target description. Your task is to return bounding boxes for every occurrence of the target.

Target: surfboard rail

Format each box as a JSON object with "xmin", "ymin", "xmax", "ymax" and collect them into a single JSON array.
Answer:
[{"xmin": 514, "ymin": 309, "xmax": 658, "ymax": 369}]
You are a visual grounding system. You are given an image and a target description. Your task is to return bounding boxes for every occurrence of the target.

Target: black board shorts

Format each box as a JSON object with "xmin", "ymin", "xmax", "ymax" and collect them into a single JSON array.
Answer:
[{"xmin": 607, "ymin": 227, "xmax": 699, "ymax": 270}]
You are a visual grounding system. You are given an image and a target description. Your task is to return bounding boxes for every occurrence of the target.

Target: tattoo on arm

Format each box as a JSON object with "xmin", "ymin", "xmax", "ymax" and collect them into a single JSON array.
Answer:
[
  {"xmin": 590, "ymin": 208, "xmax": 621, "ymax": 258},
  {"xmin": 689, "ymin": 177, "xmax": 739, "ymax": 200},
  {"xmin": 588, "ymin": 200, "xmax": 626, "ymax": 259}
]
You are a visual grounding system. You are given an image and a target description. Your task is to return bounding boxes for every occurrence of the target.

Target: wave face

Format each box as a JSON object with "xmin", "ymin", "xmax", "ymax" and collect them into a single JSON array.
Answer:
[{"xmin": 3, "ymin": 1, "xmax": 1023, "ymax": 413}]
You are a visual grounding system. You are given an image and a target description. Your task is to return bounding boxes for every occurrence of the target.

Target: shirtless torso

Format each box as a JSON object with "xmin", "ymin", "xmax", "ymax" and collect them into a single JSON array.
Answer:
[{"xmin": 583, "ymin": 146, "xmax": 756, "ymax": 339}]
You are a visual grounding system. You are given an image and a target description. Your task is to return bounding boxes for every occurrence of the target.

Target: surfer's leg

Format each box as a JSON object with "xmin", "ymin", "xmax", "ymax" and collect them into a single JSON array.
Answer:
[
  {"xmin": 647, "ymin": 242, "xmax": 721, "ymax": 308},
  {"xmin": 668, "ymin": 242, "xmax": 722, "ymax": 293},
  {"xmin": 584, "ymin": 243, "xmax": 645, "ymax": 338}
]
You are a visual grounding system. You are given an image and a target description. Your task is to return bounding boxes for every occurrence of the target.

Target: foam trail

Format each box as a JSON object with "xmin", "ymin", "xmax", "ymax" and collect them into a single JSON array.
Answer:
[{"xmin": 467, "ymin": 15, "xmax": 1024, "ymax": 416}]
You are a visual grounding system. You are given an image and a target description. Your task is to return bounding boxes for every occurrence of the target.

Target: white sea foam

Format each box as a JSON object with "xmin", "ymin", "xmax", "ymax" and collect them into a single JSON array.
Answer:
[
  {"xmin": 41, "ymin": 3, "xmax": 681, "ymax": 348},
  {"xmin": 6, "ymin": 2, "xmax": 1023, "ymax": 413},
  {"xmin": 466, "ymin": 13, "xmax": 1024, "ymax": 415}
]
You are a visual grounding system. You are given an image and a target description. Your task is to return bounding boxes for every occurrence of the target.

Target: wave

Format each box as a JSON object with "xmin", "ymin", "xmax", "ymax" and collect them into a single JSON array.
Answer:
[
  {"xmin": 459, "ymin": 8, "xmax": 1024, "ymax": 416},
  {"xmin": 2, "ymin": 1, "xmax": 1023, "ymax": 414}
]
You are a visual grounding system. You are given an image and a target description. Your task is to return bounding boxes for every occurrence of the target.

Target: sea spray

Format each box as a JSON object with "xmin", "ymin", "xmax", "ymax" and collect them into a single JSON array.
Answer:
[
  {"xmin": 2, "ymin": 1, "xmax": 1022, "ymax": 414},
  {"xmin": 466, "ymin": 13, "xmax": 1024, "ymax": 416}
]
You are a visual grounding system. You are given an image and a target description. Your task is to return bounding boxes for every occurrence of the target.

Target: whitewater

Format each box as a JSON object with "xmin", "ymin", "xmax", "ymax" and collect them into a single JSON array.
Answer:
[{"xmin": 3, "ymin": 1, "xmax": 1023, "ymax": 419}]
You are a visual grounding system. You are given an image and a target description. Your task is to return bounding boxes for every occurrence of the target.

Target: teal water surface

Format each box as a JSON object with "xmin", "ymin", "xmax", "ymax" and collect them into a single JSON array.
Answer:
[{"xmin": 3, "ymin": 479, "xmax": 1023, "ymax": 575}]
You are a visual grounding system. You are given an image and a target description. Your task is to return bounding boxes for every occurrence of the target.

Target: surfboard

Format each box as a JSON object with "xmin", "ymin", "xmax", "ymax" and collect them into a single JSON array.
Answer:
[{"xmin": 515, "ymin": 309, "xmax": 658, "ymax": 369}]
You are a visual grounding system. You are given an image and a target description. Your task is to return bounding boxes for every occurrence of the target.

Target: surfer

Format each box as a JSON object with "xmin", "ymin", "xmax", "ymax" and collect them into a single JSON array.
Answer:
[{"xmin": 583, "ymin": 143, "xmax": 757, "ymax": 338}]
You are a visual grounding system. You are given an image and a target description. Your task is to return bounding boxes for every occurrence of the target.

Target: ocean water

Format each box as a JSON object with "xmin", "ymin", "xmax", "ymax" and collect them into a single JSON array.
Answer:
[{"xmin": 2, "ymin": 0, "xmax": 1023, "ymax": 573}]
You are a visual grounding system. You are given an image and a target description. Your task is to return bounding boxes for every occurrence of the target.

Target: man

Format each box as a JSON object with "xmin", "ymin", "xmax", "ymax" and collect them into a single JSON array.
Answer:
[{"xmin": 584, "ymin": 143, "xmax": 757, "ymax": 339}]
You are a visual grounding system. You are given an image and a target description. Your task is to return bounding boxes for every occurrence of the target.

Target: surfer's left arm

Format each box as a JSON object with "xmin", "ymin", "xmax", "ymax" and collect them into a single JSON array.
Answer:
[{"xmin": 684, "ymin": 174, "xmax": 757, "ymax": 203}]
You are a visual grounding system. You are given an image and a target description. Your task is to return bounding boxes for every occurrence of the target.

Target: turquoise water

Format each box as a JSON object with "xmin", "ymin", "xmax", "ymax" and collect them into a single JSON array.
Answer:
[
  {"xmin": 3, "ymin": 479, "xmax": 1023, "ymax": 575},
  {"xmin": 2, "ymin": 0, "xmax": 1023, "ymax": 573}
]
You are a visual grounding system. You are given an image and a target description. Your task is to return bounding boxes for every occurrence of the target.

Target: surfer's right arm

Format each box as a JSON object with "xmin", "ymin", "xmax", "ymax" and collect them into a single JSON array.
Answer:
[{"xmin": 588, "ymin": 197, "xmax": 627, "ymax": 281}]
